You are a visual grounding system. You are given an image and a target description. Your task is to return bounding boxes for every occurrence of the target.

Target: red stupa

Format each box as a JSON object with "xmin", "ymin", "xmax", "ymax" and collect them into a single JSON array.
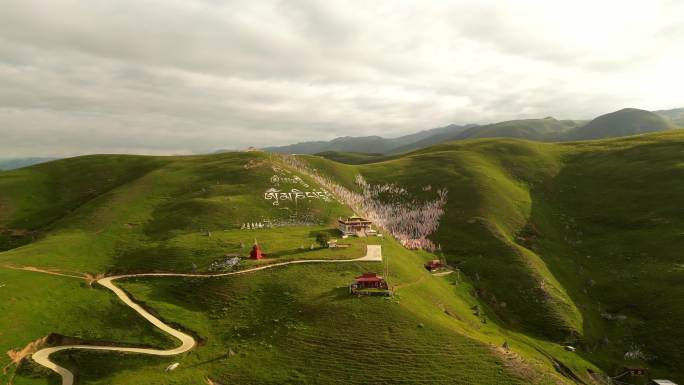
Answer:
[{"xmin": 250, "ymin": 239, "xmax": 264, "ymax": 260}]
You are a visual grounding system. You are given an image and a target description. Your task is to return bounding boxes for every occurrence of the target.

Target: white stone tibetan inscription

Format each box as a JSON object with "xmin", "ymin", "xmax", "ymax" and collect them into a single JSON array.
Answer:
[
  {"xmin": 264, "ymin": 188, "xmax": 332, "ymax": 205},
  {"xmin": 269, "ymin": 174, "xmax": 310, "ymax": 188}
]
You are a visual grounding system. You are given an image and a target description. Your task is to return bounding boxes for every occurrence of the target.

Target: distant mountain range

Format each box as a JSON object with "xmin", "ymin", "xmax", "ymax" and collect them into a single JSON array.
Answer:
[
  {"xmin": 263, "ymin": 107, "xmax": 681, "ymax": 155},
  {"xmin": 653, "ymin": 107, "xmax": 684, "ymax": 127},
  {"xmin": 4, "ymin": 108, "xmax": 680, "ymax": 170},
  {"xmin": 262, "ymin": 123, "xmax": 475, "ymax": 155},
  {"xmin": 0, "ymin": 157, "xmax": 57, "ymax": 171}
]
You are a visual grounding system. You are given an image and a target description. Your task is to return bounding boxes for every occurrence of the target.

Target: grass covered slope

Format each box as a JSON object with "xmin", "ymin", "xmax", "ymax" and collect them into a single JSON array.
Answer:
[
  {"xmin": 566, "ymin": 108, "xmax": 675, "ymax": 140},
  {"xmin": 0, "ymin": 152, "xmax": 353, "ymax": 272},
  {"xmin": 530, "ymin": 133, "xmax": 684, "ymax": 379},
  {"xmin": 305, "ymin": 141, "xmax": 583, "ymax": 341},
  {"xmin": 6, "ymin": 132, "xmax": 682, "ymax": 383},
  {"xmin": 0, "ymin": 155, "xmax": 166, "ymax": 252},
  {"xmin": 50, "ymin": 237, "xmax": 553, "ymax": 385},
  {"xmin": 0, "ymin": 268, "xmax": 175, "ymax": 385},
  {"xmin": 1, "ymin": 152, "xmax": 575, "ymax": 384},
  {"xmin": 306, "ymin": 131, "xmax": 684, "ymax": 382}
]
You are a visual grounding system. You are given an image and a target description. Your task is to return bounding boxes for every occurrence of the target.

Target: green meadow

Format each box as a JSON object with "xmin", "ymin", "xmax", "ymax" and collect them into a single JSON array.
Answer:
[
  {"xmin": 307, "ymin": 131, "xmax": 684, "ymax": 383},
  {"xmin": 3, "ymin": 131, "xmax": 684, "ymax": 383}
]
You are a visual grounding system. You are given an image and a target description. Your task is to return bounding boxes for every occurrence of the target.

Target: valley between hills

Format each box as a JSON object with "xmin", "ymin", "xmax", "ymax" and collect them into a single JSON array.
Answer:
[{"xmin": 2, "ymin": 129, "xmax": 684, "ymax": 384}]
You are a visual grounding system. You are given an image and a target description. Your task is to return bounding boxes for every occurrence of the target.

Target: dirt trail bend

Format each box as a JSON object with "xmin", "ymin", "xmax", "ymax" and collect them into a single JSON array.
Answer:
[
  {"xmin": 30, "ymin": 246, "xmax": 383, "ymax": 385},
  {"xmin": 1, "ymin": 264, "xmax": 85, "ymax": 280}
]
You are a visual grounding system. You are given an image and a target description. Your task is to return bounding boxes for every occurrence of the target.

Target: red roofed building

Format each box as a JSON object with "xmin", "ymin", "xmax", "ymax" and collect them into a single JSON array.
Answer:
[
  {"xmin": 250, "ymin": 240, "xmax": 264, "ymax": 260},
  {"xmin": 425, "ymin": 259, "xmax": 443, "ymax": 271},
  {"xmin": 353, "ymin": 272, "xmax": 388, "ymax": 289}
]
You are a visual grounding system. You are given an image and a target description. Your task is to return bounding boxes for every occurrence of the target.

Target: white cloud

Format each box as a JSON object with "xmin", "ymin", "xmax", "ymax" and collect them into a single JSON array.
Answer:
[{"xmin": 0, "ymin": 0, "xmax": 682, "ymax": 156}]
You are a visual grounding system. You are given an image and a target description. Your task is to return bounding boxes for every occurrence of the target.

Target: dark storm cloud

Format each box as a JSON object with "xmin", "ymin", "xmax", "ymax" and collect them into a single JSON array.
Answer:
[{"xmin": 0, "ymin": 0, "xmax": 682, "ymax": 157}]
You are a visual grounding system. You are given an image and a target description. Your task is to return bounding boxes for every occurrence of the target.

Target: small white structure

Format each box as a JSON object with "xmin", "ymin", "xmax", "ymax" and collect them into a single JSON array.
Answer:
[
  {"xmin": 651, "ymin": 380, "xmax": 678, "ymax": 385},
  {"xmin": 327, "ymin": 239, "xmax": 349, "ymax": 249},
  {"xmin": 165, "ymin": 362, "xmax": 180, "ymax": 372}
]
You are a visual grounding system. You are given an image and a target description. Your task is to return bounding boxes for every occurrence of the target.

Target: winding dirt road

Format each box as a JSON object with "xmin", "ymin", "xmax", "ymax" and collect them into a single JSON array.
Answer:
[{"xmin": 30, "ymin": 245, "xmax": 383, "ymax": 385}]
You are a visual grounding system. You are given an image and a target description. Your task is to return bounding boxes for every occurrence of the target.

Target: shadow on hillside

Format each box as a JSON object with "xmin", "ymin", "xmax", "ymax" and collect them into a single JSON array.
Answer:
[
  {"xmin": 522, "ymin": 139, "xmax": 684, "ymax": 376},
  {"xmin": 185, "ymin": 353, "xmax": 229, "ymax": 368},
  {"xmin": 307, "ymin": 228, "xmax": 339, "ymax": 238},
  {"xmin": 314, "ymin": 286, "xmax": 355, "ymax": 301}
]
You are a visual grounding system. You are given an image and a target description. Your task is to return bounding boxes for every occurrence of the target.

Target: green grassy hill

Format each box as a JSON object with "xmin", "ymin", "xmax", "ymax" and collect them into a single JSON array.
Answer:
[
  {"xmin": 389, "ymin": 118, "xmax": 583, "ymax": 154},
  {"xmin": 304, "ymin": 141, "xmax": 584, "ymax": 342},
  {"xmin": 305, "ymin": 131, "xmax": 684, "ymax": 383},
  {"xmin": 1, "ymin": 151, "xmax": 582, "ymax": 385},
  {"xmin": 565, "ymin": 108, "xmax": 675, "ymax": 140},
  {"xmin": 5, "ymin": 131, "xmax": 684, "ymax": 383}
]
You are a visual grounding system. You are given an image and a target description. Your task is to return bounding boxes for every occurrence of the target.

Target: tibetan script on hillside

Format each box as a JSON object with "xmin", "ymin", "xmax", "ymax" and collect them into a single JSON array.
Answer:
[{"xmin": 264, "ymin": 188, "xmax": 332, "ymax": 206}]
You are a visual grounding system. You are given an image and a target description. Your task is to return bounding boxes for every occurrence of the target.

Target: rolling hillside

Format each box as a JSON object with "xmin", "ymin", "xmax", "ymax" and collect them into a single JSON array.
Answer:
[
  {"xmin": 4, "ymin": 131, "xmax": 684, "ymax": 384},
  {"xmin": 389, "ymin": 118, "xmax": 584, "ymax": 154},
  {"xmin": 0, "ymin": 152, "xmax": 583, "ymax": 385},
  {"xmin": 304, "ymin": 131, "xmax": 684, "ymax": 383},
  {"xmin": 565, "ymin": 108, "xmax": 675, "ymax": 140},
  {"xmin": 459, "ymin": 118, "xmax": 583, "ymax": 141}
]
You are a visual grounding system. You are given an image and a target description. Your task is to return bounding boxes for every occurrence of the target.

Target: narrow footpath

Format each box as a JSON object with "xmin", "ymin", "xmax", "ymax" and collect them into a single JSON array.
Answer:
[{"xmin": 28, "ymin": 245, "xmax": 383, "ymax": 385}]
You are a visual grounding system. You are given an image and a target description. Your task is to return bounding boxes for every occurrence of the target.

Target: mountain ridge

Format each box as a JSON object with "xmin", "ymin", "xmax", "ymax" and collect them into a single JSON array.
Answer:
[
  {"xmin": 565, "ymin": 108, "xmax": 675, "ymax": 140},
  {"xmin": 263, "ymin": 124, "xmax": 472, "ymax": 154},
  {"xmin": 263, "ymin": 107, "xmax": 682, "ymax": 156}
]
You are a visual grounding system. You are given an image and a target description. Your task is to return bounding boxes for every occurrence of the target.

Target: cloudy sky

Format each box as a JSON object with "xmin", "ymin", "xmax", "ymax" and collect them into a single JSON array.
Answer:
[{"xmin": 1, "ymin": 0, "xmax": 683, "ymax": 157}]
